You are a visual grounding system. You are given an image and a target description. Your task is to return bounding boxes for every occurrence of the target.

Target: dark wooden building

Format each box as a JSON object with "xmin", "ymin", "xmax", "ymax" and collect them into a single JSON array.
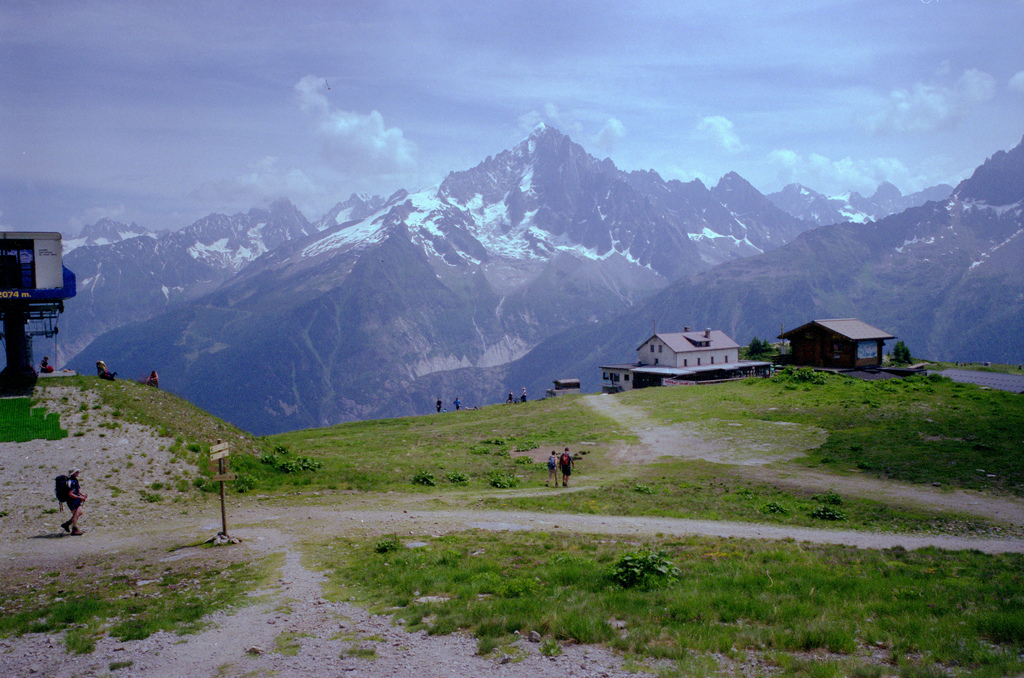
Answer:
[{"xmin": 779, "ymin": 318, "xmax": 894, "ymax": 369}]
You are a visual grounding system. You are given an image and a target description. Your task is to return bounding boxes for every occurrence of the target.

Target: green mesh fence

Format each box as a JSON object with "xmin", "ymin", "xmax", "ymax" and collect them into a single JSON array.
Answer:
[{"xmin": 0, "ymin": 398, "xmax": 68, "ymax": 442}]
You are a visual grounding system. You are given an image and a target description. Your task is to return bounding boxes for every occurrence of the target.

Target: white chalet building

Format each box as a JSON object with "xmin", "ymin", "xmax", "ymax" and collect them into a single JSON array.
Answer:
[{"xmin": 600, "ymin": 327, "xmax": 770, "ymax": 392}]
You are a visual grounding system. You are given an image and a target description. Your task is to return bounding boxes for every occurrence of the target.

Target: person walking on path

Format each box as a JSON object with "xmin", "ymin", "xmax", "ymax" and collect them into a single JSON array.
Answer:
[
  {"xmin": 559, "ymin": 448, "xmax": 574, "ymax": 487},
  {"xmin": 453, "ymin": 397, "xmax": 461, "ymax": 411},
  {"xmin": 436, "ymin": 398, "xmax": 443, "ymax": 413},
  {"xmin": 60, "ymin": 468, "xmax": 88, "ymax": 535},
  {"xmin": 507, "ymin": 391, "xmax": 514, "ymax": 404},
  {"xmin": 520, "ymin": 387, "xmax": 527, "ymax": 403},
  {"xmin": 546, "ymin": 451, "xmax": 558, "ymax": 486}
]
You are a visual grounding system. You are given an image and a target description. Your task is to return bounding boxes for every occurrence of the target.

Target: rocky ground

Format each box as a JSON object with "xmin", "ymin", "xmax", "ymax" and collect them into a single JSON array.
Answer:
[{"xmin": 2, "ymin": 386, "xmax": 1023, "ymax": 677}]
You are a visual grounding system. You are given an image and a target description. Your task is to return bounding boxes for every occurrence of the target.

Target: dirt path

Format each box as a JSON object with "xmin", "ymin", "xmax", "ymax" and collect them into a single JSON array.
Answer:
[
  {"xmin": 4, "ymin": 388, "xmax": 1024, "ymax": 677},
  {"xmin": 586, "ymin": 393, "xmax": 1024, "ymax": 528}
]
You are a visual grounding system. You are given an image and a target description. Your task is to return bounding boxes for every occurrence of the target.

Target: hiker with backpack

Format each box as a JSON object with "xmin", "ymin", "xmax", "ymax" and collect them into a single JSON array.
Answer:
[
  {"xmin": 546, "ymin": 451, "xmax": 558, "ymax": 486},
  {"xmin": 56, "ymin": 468, "xmax": 88, "ymax": 535},
  {"xmin": 558, "ymin": 448, "xmax": 574, "ymax": 487}
]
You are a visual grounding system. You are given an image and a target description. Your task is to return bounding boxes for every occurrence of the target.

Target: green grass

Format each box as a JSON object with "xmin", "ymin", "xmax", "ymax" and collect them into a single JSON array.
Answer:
[
  {"xmin": 484, "ymin": 465, "xmax": 1004, "ymax": 535},
  {"xmin": 621, "ymin": 372, "xmax": 1024, "ymax": 496},
  {"xmin": 319, "ymin": 531, "xmax": 1024, "ymax": 677},
  {"xmin": 0, "ymin": 552, "xmax": 272, "ymax": 651},
  {"xmin": 262, "ymin": 395, "xmax": 626, "ymax": 493},
  {"xmin": 0, "ymin": 397, "xmax": 67, "ymax": 442}
]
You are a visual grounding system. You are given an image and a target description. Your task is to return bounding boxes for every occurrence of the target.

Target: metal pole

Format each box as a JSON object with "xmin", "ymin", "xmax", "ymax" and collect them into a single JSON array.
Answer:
[{"xmin": 217, "ymin": 440, "xmax": 228, "ymax": 537}]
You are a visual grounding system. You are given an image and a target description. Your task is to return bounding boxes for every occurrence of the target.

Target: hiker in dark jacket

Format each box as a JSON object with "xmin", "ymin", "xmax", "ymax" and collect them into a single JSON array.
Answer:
[{"xmin": 60, "ymin": 468, "xmax": 88, "ymax": 535}]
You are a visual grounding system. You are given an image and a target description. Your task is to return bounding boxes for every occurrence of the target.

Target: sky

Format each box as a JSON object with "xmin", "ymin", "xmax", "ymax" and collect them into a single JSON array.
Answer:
[{"xmin": 2, "ymin": 0, "xmax": 1023, "ymax": 234}]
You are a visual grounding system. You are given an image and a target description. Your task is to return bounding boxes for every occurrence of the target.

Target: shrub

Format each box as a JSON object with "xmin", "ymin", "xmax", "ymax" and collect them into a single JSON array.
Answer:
[
  {"xmin": 514, "ymin": 456, "xmax": 534, "ymax": 465},
  {"xmin": 610, "ymin": 550, "xmax": 680, "ymax": 589},
  {"xmin": 374, "ymin": 535, "xmax": 402, "ymax": 554},
  {"xmin": 633, "ymin": 484, "xmax": 654, "ymax": 495},
  {"xmin": 412, "ymin": 470, "xmax": 436, "ymax": 486},
  {"xmin": 812, "ymin": 491, "xmax": 842, "ymax": 505},
  {"xmin": 234, "ymin": 473, "xmax": 257, "ymax": 493},
  {"xmin": 810, "ymin": 505, "xmax": 846, "ymax": 521},
  {"xmin": 444, "ymin": 470, "xmax": 469, "ymax": 484},
  {"xmin": 487, "ymin": 470, "xmax": 519, "ymax": 489},
  {"xmin": 762, "ymin": 501, "xmax": 788, "ymax": 514}
]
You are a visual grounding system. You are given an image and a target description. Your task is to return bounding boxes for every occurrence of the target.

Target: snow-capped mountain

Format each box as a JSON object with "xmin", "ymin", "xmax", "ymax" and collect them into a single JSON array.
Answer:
[
  {"xmin": 62, "ymin": 218, "xmax": 157, "ymax": 253},
  {"xmin": 58, "ymin": 199, "xmax": 313, "ymax": 364},
  {"xmin": 289, "ymin": 125, "xmax": 810, "ymax": 283},
  {"xmin": 67, "ymin": 126, "xmax": 814, "ymax": 433},
  {"xmin": 768, "ymin": 182, "xmax": 953, "ymax": 226},
  {"xmin": 522, "ymin": 134, "xmax": 1024, "ymax": 390}
]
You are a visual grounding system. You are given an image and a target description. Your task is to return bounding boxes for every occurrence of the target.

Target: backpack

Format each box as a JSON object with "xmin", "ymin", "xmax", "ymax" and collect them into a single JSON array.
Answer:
[
  {"xmin": 54, "ymin": 475, "xmax": 70, "ymax": 508},
  {"xmin": 547, "ymin": 457, "xmax": 556, "ymax": 470},
  {"xmin": 560, "ymin": 452, "xmax": 571, "ymax": 466}
]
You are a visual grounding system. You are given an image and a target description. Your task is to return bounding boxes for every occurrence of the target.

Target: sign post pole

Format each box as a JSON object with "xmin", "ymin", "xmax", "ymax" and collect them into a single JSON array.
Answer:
[{"xmin": 209, "ymin": 439, "xmax": 235, "ymax": 538}]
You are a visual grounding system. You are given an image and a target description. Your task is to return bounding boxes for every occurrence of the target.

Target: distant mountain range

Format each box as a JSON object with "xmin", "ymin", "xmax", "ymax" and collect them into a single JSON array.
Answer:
[
  {"xmin": 61, "ymin": 126, "xmax": 821, "ymax": 433},
  {"xmin": 505, "ymin": 134, "xmax": 1024, "ymax": 397},
  {"xmin": 767, "ymin": 182, "xmax": 954, "ymax": 226},
  {"xmin": 32, "ymin": 126, "xmax": 1022, "ymax": 434}
]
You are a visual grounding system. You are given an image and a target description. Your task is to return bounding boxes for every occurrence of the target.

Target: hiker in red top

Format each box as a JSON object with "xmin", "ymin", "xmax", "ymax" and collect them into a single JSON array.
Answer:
[{"xmin": 559, "ymin": 448, "xmax": 574, "ymax": 487}]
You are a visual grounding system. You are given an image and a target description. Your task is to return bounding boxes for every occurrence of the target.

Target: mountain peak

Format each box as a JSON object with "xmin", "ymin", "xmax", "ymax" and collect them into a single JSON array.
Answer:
[{"xmin": 954, "ymin": 133, "xmax": 1024, "ymax": 205}]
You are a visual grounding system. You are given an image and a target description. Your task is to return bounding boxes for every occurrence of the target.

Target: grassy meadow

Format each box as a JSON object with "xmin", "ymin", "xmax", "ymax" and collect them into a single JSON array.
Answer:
[
  {"xmin": 318, "ymin": 530, "xmax": 1024, "ymax": 677},
  {"xmin": 9, "ymin": 370, "xmax": 1024, "ymax": 675}
]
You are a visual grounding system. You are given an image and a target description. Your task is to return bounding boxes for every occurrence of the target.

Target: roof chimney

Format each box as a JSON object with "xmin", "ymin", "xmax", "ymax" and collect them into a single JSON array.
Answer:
[
  {"xmin": 684, "ymin": 326, "xmax": 691, "ymax": 333},
  {"xmin": 704, "ymin": 328, "xmax": 711, "ymax": 338}
]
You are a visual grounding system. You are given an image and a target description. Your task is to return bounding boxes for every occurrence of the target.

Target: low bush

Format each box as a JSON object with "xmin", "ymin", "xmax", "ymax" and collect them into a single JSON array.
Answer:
[
  {"xmin": 411, "ymin": 470, "xmax": 436, "ymax": 486},
  {"xmin": 610, "ymin": 550, "xmax": 680, "ymax": 589},
  {"xmin": 487, "ymin": 470, "xmax": 519, "ymax": 488}
]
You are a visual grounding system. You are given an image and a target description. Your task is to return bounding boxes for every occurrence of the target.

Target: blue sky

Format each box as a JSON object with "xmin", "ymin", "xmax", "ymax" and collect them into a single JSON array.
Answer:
[{"xmin": 2, "ymin": 0, "xmax": 1023, "ymax": 233}]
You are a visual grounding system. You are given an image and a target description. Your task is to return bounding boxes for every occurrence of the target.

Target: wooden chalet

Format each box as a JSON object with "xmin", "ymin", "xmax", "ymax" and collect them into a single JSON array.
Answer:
[{"xmin": 779, "ymin": 318, "xmax": 894, "ymax": 369}]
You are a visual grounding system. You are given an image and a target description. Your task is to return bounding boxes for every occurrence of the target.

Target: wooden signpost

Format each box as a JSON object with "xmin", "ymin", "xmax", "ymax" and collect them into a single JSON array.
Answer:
[{"xmin": 210, "ymin": 440, "xmax": 234, "ymax": 538}]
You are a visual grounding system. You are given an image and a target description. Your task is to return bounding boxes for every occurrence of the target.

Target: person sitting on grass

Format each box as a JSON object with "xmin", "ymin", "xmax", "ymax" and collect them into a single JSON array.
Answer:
[
  {"xmin": 145, "ymin": 370, "xmax": 159, "ymax": 388},
  {"xmin": 40, "ymin": 356, "xmax": 54, "ymax": 373}
]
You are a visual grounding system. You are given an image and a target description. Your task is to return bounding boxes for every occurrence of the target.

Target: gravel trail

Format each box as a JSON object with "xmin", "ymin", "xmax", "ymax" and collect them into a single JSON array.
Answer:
[{"xmin": 3, "ymin": 387, "xmax": 1024, "ymax": 676}]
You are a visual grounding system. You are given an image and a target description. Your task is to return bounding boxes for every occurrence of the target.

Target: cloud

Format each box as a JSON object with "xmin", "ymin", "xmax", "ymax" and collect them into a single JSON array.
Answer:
[
  {"xmin": 865, "ymin": 68, "xmax": 996, "ymax": 134},
  {"xmin": 1009, "ymin": 71, "xmax": 1024, "ymax": 93},
  {"xmin": 594, "ymin": 118, "xmax": 626, "ymax": 154},
  {"xmin": 191, "ymin": 157, "xmax": 317, "ymax": 207},
  {"xmin": 295, "ymin": 75, "xmax": 416, "ymax": 175},
  {"xmin": 768, "ymin": 148, "xmax": 919, "ymax": 195},
  {"xmin": 517, "ymin": 104, "xmax": 585, "ymax": 140},
  {"xmin": 66, "ymin": 205, "xmax": 129, "ymax": 233},
  {"xmin": 696, "ymin": 116, "xmax": 743, "ymax": 153}
]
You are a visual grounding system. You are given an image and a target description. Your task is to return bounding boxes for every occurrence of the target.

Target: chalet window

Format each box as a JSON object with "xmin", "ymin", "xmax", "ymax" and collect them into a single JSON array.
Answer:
[
  {"xmin": 711, "ymin": 356, "xmax": 715, "ymax": 364},
  {"xmin": 624, "ymin": 374, "xmax": 630, "ymax": 381},
  {"xmin": 658, "ymin": 345, "xmax": 662, "ymax": 353},
  {"xmin": 603, "ymin": 372, "xmax": 608, "ymax": 380},
  {"xmin": 654, "ymin": 358, "xmax": 659, "ymax": 365},
  {"xmin": 697, "ymin": 358, "xmax": 701, "ymax": 366},
  {"xmin": 650, "ymin": 344, "xmax": 655, "ymax": 352},
  {"xmin": 683, "ymin": 359, "xmax": 687, "ymax": 367}
]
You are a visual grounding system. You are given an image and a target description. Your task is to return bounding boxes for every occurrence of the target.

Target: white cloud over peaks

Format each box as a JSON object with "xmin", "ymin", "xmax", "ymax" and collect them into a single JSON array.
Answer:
[
  {"xmin": 1009, "ymin": 71, "xmax": 1024, "ymax": 93},
  {"xmin": 768, "ymin": 149, "xmax": 917, "ymax": 196},
  {"xmin": 865, "ymin": 68, "xmax": 996, "ymax": 134},
  {"xmin": 191, "ymin": 157, "xmax": 317, "ymax": 208},
  {"xmin": 696, "ymin": 116, "xmax": 743, "ymax": 153},
  {"xmin": 594, "ymin": 118, "xmax": 626, "ymax": 154},
  {"xmin": 295, "ymin": 75, "xmax": 416, "ymax": 175}
]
